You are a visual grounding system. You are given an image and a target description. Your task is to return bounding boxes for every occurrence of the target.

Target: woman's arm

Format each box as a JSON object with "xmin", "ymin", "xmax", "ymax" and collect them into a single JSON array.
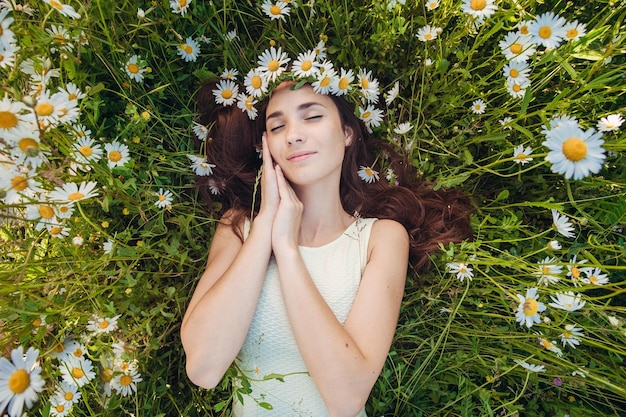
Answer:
[{"xmin": 181, "ymin": 135, "xmax": 280, "ymax": 389}]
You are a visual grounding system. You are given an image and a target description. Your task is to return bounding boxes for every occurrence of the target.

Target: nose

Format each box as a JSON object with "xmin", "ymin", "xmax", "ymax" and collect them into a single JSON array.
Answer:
[{"xmin": 286, "ymin": 123, "xmax": 305, "ymax": 145}]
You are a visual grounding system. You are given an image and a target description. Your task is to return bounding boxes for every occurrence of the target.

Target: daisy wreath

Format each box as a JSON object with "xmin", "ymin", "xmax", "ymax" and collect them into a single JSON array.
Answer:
[{"xmin": 211, "ymin": 45, "xmax": 387, "ymax": 133}]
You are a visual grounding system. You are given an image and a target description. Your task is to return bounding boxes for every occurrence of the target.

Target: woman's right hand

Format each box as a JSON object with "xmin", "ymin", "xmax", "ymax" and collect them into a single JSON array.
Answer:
[{"xmin": 257, "ymin": 133, "xmax": 280, "ymax": 222}]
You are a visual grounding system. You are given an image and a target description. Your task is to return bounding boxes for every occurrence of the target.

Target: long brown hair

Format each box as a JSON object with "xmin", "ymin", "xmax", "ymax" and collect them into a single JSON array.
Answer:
[{"xmin": 194, "ymin": 80, "xmax": 474, "ymax": 273}]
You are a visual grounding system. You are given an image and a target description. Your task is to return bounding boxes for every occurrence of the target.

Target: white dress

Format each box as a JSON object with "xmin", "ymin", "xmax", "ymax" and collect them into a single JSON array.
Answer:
[{"xmin": 231, "ymin": 217, "xmax": 376, "ymax": 417}]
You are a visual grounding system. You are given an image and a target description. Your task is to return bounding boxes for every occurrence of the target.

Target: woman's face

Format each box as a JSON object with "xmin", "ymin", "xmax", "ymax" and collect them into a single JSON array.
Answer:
[{"xmin": 264, "ymin": 83, "xmax": 353, "ymax": 187}]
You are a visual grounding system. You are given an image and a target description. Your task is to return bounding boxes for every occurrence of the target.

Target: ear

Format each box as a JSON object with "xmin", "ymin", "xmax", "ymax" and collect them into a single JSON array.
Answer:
[{"xmin": 344, "ymin": 126, "xmax": 354, "ymax": 146}]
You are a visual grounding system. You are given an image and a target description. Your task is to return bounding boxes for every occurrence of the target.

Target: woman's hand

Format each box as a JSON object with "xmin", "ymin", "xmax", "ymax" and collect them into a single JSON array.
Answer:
[
  {"xmin": 271, "ymin": 164, "xmax": 303, "ymax": 251},
  {"xmin": 257, "ymin": 133, "xmax": 280, "ymax": 222}
]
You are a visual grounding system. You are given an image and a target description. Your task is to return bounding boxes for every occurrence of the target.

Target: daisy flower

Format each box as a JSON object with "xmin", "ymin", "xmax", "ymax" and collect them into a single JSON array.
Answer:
[
  {"xmin": 257, "ymin": 46, "xmax": 290, "ymax": 82},
  {"xmin": 512, "ymin": 145, "xmax": 533, "ymax": 165},
  {"xmin": 5, "ymin": 124, "xmax": 46, "ymax": 168},
  {"xmin": 48, "ymin": 224, "xmax": 71, "ymax": 239},
  {"xmin": 358, "ymin": 166, "xmax": 380, "ymax": 183},
  {"xmin": 394, "ymin": 122, "xmax": 413, "ymax": 135},
  {"xmin": 123, "ymin": 55, "xmax": 147, "ymax": 83},
  {"xmin": 356, "ymin": 68, "xmax": 380, "ymax": 103},
  {"xmin": 580, "ymin": 267, "xmax": 609, "ymax": 286},
  {"xmin": 597, "ymin": 114, "xmax": 624, "ymax": 132},
  {"xmin": 461, "ymin": 0, "xmax": 497, "ymax": 20},
  {"xmin": 506, "ymin": 78, "xmax": 530, "ymax": 99},
  {"xmin": 0, "ymin": 346, "xmax": 45, "ymax": 417},
  {"xmin": 331, "ymin": 68, "xmax": 354, "ymax": 96},
  {"xmin": 535, "ymin": 256, "xmax": 562, "ymax": 286},
  {"xmin": 155, "ymin": 188, "xmax": 173, "ymax": 208},
  {"xmin": 170, "ymin": 0, "xmax": 192, "ymax": 16},
  {"xmin": 549, "ymin": 291, "xmax": 586, "ymax": 311},
  {"xmin": 417, "ymin": 25, "xmax": 439, "ymax": 42},
  {"xmin": 208, "ymin": 178, "xmax": 220, "ymax": 195},
  {"xmin": 49, "ymin": 181, "xmax": 99, "ymax": 204},
  {"xmin": 244, "ymin": 68, "xmax": 269, "ymax": 98},
  {"xmin": 0, "ymin": 42, "xmax": 19, "ymax": 69},
  {"xmin": 446, "ymin": 262, "xmax": 473, "ymax": 282},
  {"xmin": 212, "ymin": 79, "xmax": 239, "ymax": 106},
  {"xmin": 538, "ymin": 337, "xmax": 563, "ymax": 357},
  {"xmin": 515, "ymin": 287, "xmax": 546, "ymax": 328},
  {"xmin": 103, "ymin": 238, "xmax": 114, "ymax": 255},
  {"xmin": 110, "ymin": 368, "xmax": 143, "ymax": 397},
  {"xmin": 499, "ymin": 116, "xmax": 513, "ymax": 129},
  {"xmin": 42, "ymin": 0, "xmax": 80, "ymax": 19},
  {"xmin": 358, "ymin": 105, "xmax": 384, "ymax": 131},
  {"xmin": 71, "ymin": 236, "xmax": 84, "ymax": 246},
  {"xmin": 192, "ymin": 122, "xmax": 209, "ymax": 141},
  {"xmin": 226, "ymin": 29, "xmax": 238, "ymax": 41},
  {"xmin": 86, "ymin": 314, "xmax": 121, "ymax": 334},
  {"xmin": 25, "ymin": 202, "xmax": 59, "ymax": 231},
  {"xmin": 566, "ymin": 255, "xmax": 587, "ymax": 283},
  {"xmin": 499, "ymin": 32, "xmax": 536, "ymax": 62},
  {"xmin": 385, "ymin": 81, "xmax": 400, "ymax": 106},
  {"xmin": 104, "ymin": 141, "xmax": 130, "ymax": 168},
  {"xmin": 502, "ymin": 60, "xmax": 530, "ymax": 84},
  {"xmin": 59, "ymin": 355, "xmax": 96, "ymax": 387},
  {"xmin": 312, "ymin": 66, "xmax": 337, "ymax": 95},
  {"xmin": 261, "ymin": 0, "xmax": 290, "ymax": 21},
  {"xmin": 54, "ymin": 381, "xmax": 81, "ymax": 406},
  {"xmin": 292, "ymin": 50, "xmax": 320, "ymax": 78},
  {"xmin": 564, "ymin": 20, "xmax": 586, "ymax": 42},
  {"xmin": 47, "ymin": 24, "xmax": 73, "ymax": 53},
  {"xmin": 0, "ymin": 97, "xmax": 32, "ymax": 134},
  {"xmin": 513, "ymin": 359, "xmax": 545, "ymax": 373},
  {"xmin": 313, "ymin": 40, "xmax": 327, "ymax": 60},
  {"xmin": 470, "ymin": 99, "xmax": 486, "ymax": 114},
  {"xmin": 529, "ymin": 12, "xmax": 567, "ymax": 49},
  {"xmin": 187, "ymin": 154, "xmax": 215, "ymax": 176},
  {"xmin": 220, "ymin": 68, "xmax": 239, "ymax": 80},
  {"xmin": 546, "ymin": 240, "xmax": 561, "ymax": 251},
  {"xmin": 72, "ymin": 136, "xmax": 103, "ymax": 168},
  {"xmin": 59, "ymin": 82, "xmax": 85, "ymax": 102},
  {"xmin": 542, "ymin": 121, "xmax": 606, "ymax": 180},
  {"xmin": 177, "ymin": 36, "xmax": 200, "ymax": 62},
  {"xmin": 236, "ymin": 93, "xmax": 259, "ymax": 120},
  {"xmin": 49, "ymin": 394, "xmax": 71, "ymax": 417},
  {"xmin": 425, "ymin": 0, "xmax": 439, "ymax": 10},
  {"xmin": 551, "ymin": 209, "xmax": 575, "ymax": 238},
  {"xmin": 560, "ymin": 324, "xmax": 584, "ymax": 348},
  {"xmin": 0, "ymin": 166, "xmax": 41, "ymax": 204}
]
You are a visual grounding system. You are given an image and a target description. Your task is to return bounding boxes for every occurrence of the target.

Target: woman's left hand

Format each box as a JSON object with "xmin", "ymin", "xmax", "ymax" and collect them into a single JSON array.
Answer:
[{"xmin": 271, "ymin": 164, "xmax": 303, "ymax": 252}]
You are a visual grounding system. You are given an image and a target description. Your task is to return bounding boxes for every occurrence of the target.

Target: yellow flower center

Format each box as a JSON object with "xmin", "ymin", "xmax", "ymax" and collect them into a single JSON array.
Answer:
[
  {"xmin": 39, "ymin": 205, "xmax": 55, "ymax": 219},
  {"xmin": 127, "ymin": 63, "xmax": 139, "ymax": 74},
  {"xmin": 50, "ymin": 226, "xmax": 62, "ymax": 235},
  {"xmin": 32, "ymin": 317, "xmax": 42, "ymax": 326},
  {"xmin": 73, "ymin": 348, "xmax": 83, "ymax": 357},
  {"xmin": 470, "ymin": 0, "xmax": 487, "ymax": 11},
  {"xmin": 251, "ymin": 75, "xmax": 263, "ymax": 89},
  {"xmin": 538, "ymin": 26, "xmax": 552, "ymax": 40},
  {"xmin": 268, "ymin": 59, "xmax": 279, "ymax": 72},
  {"xmin": 72, "ymin": 367, "xmax": 84, "ymax": 379},
  {"xmin": 8, "ymin": 369, "xmax": 30, "ymax": 394},
  {"xmin": 541, "ymin": 339, "xmax": 552, "ymax": 348},
  {"xmin": 159, "ymin": 195, "xmax": 166, "ymax": 202},
  {"xmin": 56, "ymin": 404, "xmax": 65, "ymax": 412},
  {"xmin": 424, "ymin": 33, "xmax": 433, "ymax": 40},
  {"xmin": 520, "ymin": 26, "xmax": 529, "ymax": 35},
  {"xmin": 361, "ymin": 110, "xmax": 371, "ymax": 119},
  {"xmin": 36, "ymin": 102, "xmax": 54, "ymax": 117},
  {"xmin": 59, "ymin": 205, "xmax": 70, "ymax": 214},
  {"xmin": 510, "ymin": 43, "xmax": 523, "ymax": 54},
  {"xmin": 301, "ymin": 60, "xmax": 312, "ymax": 71},
  {"xmin": 221, "ymin": 89, "xmax": 233, "ymax": 100},
  {"xmin": 516, "ymin": 153, "xmax": 526, "ymax": 160},
  {"xmin": 566, "ymin": 29, "xmax": 578, "ymax": 39},
  {"xmin": 99, "ymin": 320, "xmax": 110, "ymax": 329},
  {"xmin": 523, "ymin": 298, "xmax": 539, "ymax": 316},
  {"xmin": 68, "ymin": 192, "xmax": 84, "ymax": 201},
  {"xmin": 360, "ymin": 77, "xmax": 369, "ymax": 89},
  {"xmin": 0, "ymin": 110, "xmax": 18, "ymax": 129},
  {"xmin": 245, "ymin": 97, "xmax": 254, "ymax": 110},
  {"xmin": 270, "ymin": 5, "xmax": 281, "ymax": 15},
  {"xmin": 178, "ymin": 0, "xmax": 187, "ymax": 6},
  {"xmin": 79, "ymin": 145, "xmax": 93, "ymax": 157},
  {"xmin": 512, "ymin": 83, "xmax": 522, "ymax": 92},
  {"xmin": 64, "ymin": 391, "xmax": 74, "ymax": 401},
  {"xmin": 109, "ymin": 150, "xmax": 122, "ymax": 162},
  {"xmin": 181, "ymin": 44, "xmax": 193, "ymax": 54},
  {"xmin": 562, "ymin": 137, "xmax": 588, "ymax": 162},
  {"xmin": 53, "ymin": 34, "xmax": 65, "ymax": 44},
  {"xmin": 320, "ymin": 76, "xmax": 331, "ymax": 87},
  {"xmin": 541, "ymin": 266, "xmax": 551, "ymax": 274},
  {"xmin": 50, "ymin": 0, "xmax": 63, "ymax": 11},
  {"xmin": 563, "ymin": 331, "xmax": 571, "ymax": 338},
  {"xmin": 101, "ymin": 367, "xmax": 113, "ymax": 383},
  {"xmin": 11, "ymin": 175, "xmax": 28, "ymax": 191},
  {"xmin": 571, "ymin": 267, "xmax": 580, "ymax": 278},
  {"xmin": 68, "ymin": 93, "xmax": 77, "ymax": 100},
  {"xmin": 589, "ymin": 275, "xmax": 597, "ymax": 284},
  {"xmin": 338, "ymin": 77, "xmax": 350, "ymax": 90},
  {"xmin": 509, "ymin": 69, "xmax": 519, "ymax": 78},
  {"xmin": 120, "ymin": 374, "xmax": 133, "ymax": 386}
]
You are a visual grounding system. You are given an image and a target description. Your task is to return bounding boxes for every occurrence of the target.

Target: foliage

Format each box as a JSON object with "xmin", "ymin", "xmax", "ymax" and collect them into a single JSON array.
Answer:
[{"xmin": 0, "ymin": 0, "xmax": 624, "ymax": 416}]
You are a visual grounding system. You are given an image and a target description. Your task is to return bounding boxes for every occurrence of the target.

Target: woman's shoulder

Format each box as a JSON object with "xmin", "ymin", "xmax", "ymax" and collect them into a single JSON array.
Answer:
[{"xmin": 366, "ymin": 218, "xmax": 409, "ymax": 252}]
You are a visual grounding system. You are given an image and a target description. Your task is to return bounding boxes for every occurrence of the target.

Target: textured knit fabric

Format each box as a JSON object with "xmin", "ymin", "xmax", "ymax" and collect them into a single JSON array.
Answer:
[{"xmin": 231, "ymin": 217, "xmax": 376, "ymax": 417}]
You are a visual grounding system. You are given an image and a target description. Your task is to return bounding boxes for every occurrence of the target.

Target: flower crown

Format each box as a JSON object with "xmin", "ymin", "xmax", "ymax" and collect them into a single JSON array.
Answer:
[{"xmin": 211, "ymin": 45, "xmax": 386, "ymax": 131}]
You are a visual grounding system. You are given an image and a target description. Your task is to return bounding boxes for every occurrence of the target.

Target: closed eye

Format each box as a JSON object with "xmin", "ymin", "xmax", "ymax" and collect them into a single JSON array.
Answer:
[
  {"xmin": 270, "ymin": 124, "xmax": 284, "ymax": 132},
  {"xmin": 305, "ymin": 115, "xmax": 322, "ymax": 121}
]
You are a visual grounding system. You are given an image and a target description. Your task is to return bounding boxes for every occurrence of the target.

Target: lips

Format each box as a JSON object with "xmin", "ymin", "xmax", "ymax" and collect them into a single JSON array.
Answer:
[{"xmin": 287, "ymin": 151, "xmax": 316, "ymax": 162}]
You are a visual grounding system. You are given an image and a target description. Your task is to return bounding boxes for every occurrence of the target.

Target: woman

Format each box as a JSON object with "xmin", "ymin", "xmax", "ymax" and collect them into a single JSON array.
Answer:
[{"xmin": 182, "ymin": 69, "xmax": 473, "ymax": 416}]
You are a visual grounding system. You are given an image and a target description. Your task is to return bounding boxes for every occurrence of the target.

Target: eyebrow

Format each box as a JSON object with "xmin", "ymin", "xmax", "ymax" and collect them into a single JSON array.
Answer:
[{"xmin": 265, "ymin": 101, "xmax": 326, "ymax": 122}]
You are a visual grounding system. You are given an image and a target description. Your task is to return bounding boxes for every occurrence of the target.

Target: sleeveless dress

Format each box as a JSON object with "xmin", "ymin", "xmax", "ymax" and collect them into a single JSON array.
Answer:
[{"xmin": 231, "ymin": 217, "xmax": 377, "ymax": 417}]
